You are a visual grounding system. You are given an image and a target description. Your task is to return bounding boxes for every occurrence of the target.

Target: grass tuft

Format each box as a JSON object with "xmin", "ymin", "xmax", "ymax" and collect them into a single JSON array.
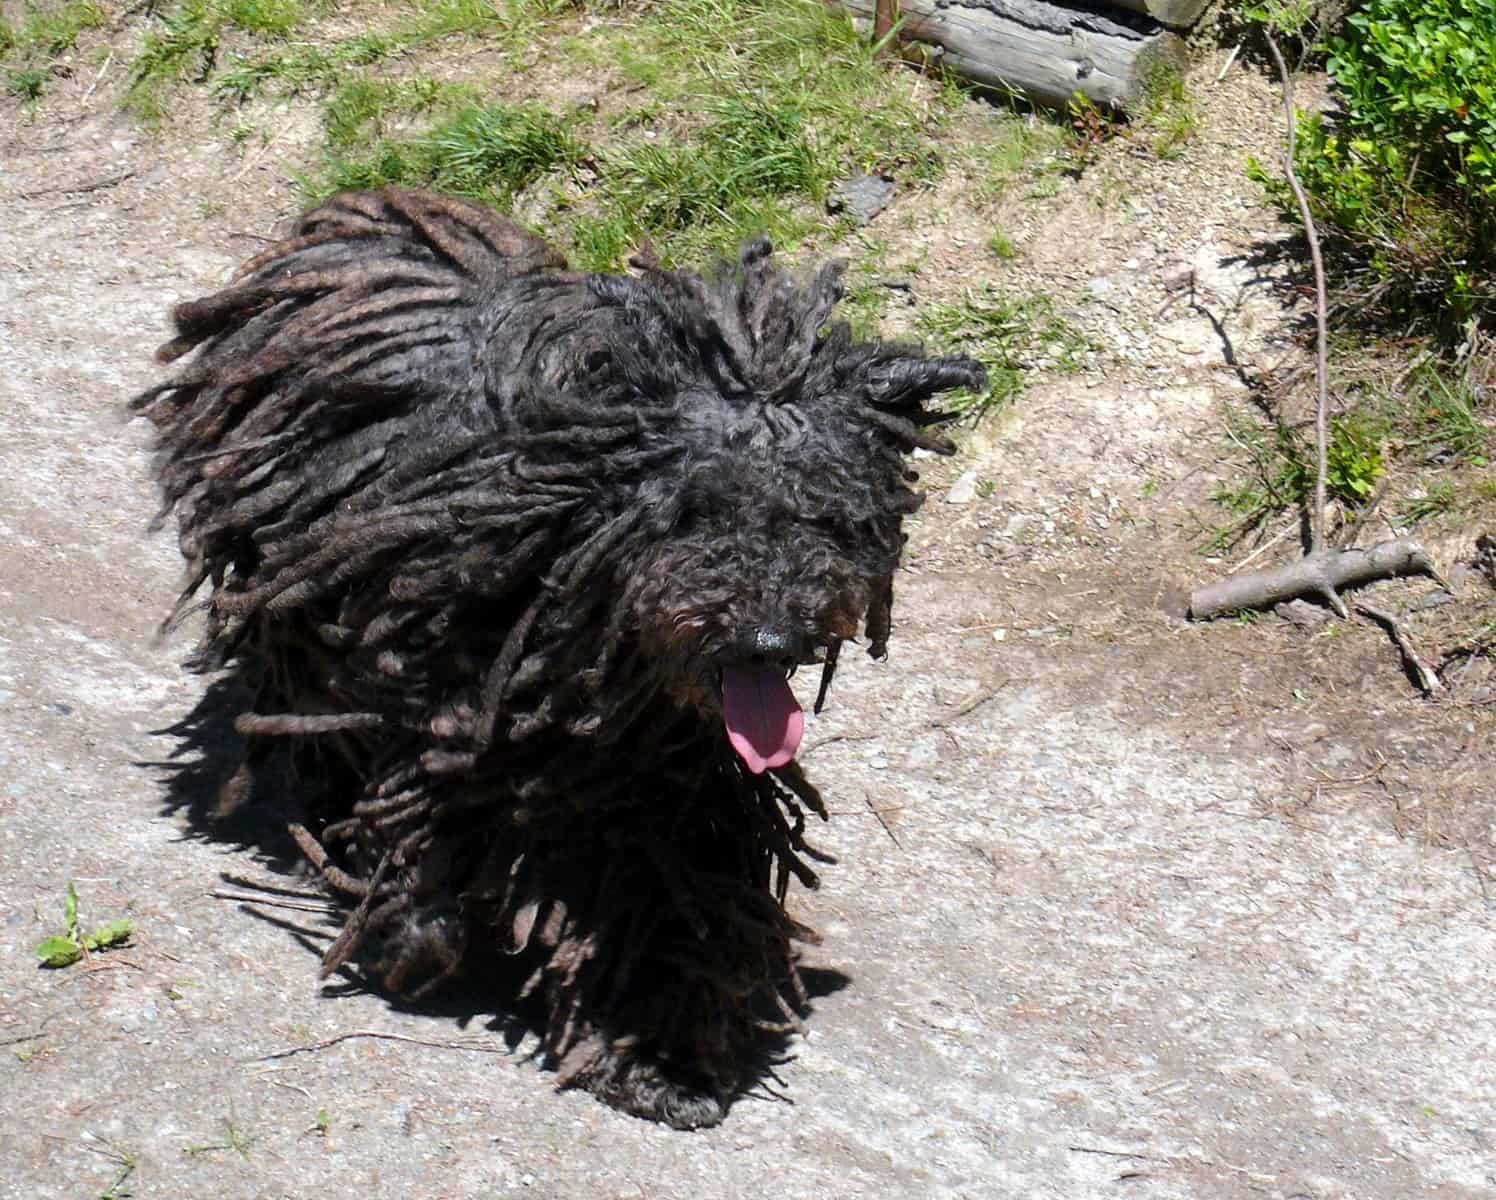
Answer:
[
  {"xmin": 314, "ymin": 100, "xmax": 585, "ymax": 206},
  {"xmin": 917, "ymin": 286, "xmax": 1088, "ymax": 421},
  {"xmin": 6, "ymin": 65, "xmax": 47, "ymax": 98}
]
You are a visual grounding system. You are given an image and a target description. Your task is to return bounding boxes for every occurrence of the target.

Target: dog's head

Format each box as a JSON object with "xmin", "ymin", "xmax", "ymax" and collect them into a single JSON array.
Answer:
[{"xmin": 586, "ymin": 240, "xmax": 984, "ymax": 774}]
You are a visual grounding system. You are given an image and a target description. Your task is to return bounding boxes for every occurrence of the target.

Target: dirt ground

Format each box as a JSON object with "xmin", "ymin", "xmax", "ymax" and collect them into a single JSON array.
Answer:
[{"xmin": 2, "ymin": 26, "xmax": 1494, "ymax": 1200}]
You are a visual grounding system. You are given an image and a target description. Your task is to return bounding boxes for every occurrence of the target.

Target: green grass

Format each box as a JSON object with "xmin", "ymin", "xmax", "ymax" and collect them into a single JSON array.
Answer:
[
  {"xmin": 986, "ymin": 231, "xmax": 1016, "ymax": 260},
  {"xmin": 107, "ymin": 0, "xmax": 1073, "ymax": 311},
  {"xmin": 916, "ymin": 285, "xmax": 1088, "ymax": 421},
  {"xmin": 212, "ymin": 32, "xmax": 394, "ymax": 102},
  {"xmin": 127, "ymin": 0, "xmax": 508, "ymax": 119},
  {"xmin": 1206, "ymin": 409, "xmax": 1391, "ymax": 550},
  {"xmin": 314, "ymin": 99, "xmax": 585, "ymax": 206},
  {"xmin": 1404, "ymin": 364, "xmax": 1492, "ymax": 467},
  {"xmin": 5, "ymin": 65, "xmax": 47, "ymax": 98},
  {"xmin": 969, "ymin": 111, "xmax": 1066, "ymax": 205},
  {"xmin": 0, "ymin": 0, "xmax": 107, "ymax": 99},
  {"xmin": 278, "ymin": 0, "xmax": 979, "ymax": 269},
  {"xmin": 2, "ymin": 0, "xmax": 106, "ymax": 57},
  {"xmin": 1137, "ymin": 61, "xmax": 1195, "ymax": 162},
  {"xmin": 322, "ymin": 76, "xmax": 458, "ymax": 147},
  {"xmin": 1205, "ymin": 343, "xmax": 1494, "ymax": 548},
  {"xmin": 1399, "ymin": 479, "xmax": 1458, "ymax": 524}
]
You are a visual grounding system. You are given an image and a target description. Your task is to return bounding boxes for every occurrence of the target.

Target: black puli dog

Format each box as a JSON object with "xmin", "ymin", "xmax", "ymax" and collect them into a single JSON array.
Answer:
[{"xmin": 134, "ymin": 187, "xmax": 983, "ymax": 1128}]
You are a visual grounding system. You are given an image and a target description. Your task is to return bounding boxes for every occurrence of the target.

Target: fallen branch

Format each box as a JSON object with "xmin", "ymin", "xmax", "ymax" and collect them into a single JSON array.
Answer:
[
  {"xmin": 1353, "ymin": 603, "xmax": 1445, "ymax": 696},
  {"xmin": 1189, "ymin": 538, "xmax": 1439, "ymax": 620}
]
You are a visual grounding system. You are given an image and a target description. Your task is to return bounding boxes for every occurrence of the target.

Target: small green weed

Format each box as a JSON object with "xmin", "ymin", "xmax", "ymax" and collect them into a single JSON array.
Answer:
[
  {"xmin": 221, "ymin": 0, "xmax": 303, "ymax": 37},
  {"xmin": 127, "ymin": 0, "xmax": 227, "ymax": 120},
  {"xmin": 6, "ymin": 65, "xmax": 47, "ymax": 98},
  {"xmin": 1242, "ymin": 0, "xmax": 1314, "ymax": 35},
  {"xmin": 1206, "ymin": 409, "xmax": 1388, "ymax": 548},
  {"xmin": 1399, "ymin": 479, "xmax": 1458, "ymax": 523},
  {"xmin": 185, "ymin": 1108, "xmax": 258, "ymax": 1159},
  {"xmin": 1138, "ymin": 61, "xmax": 1195, "ymax": 161},
  {"xmin": 971, "ymin": 113, "xmax": 1065, "ymax": 204},
  {"xmin": 82, "ymin": 1135, "xmax": 137, "ymax": 1200},
  {"xmin": 1207, "ymin": 409, "xmax": 1310, "ymax": 548},
  {"xmin": 323, "ymin": 77, "xmax": 455, "ymax": 148},
  {"xmin": 212, "ymin": 33, "xmax": 392, "ymax": 102},
  {"xmin": 0, "ymin": 0, "xmax": 106, "ymax": 103},
  {"xmin": 128, "ymin": 0, "xmax": 503, "ymax": 116},
  {"xmin": 34, "ymin": 883, "xmax": 132, "ymax": 968},
  {"xmin": 1325, "ymin": 412, "xmax": 1385, "ymax": 505},
  {"xmin": 1405, "ymin": 365, "xmax": 1493, "ymax": 466},
  {"xmin": 837, "ymin": 280, "xmax": 893, "ymax": 341},
  {"xmin": 566, "ymin": 210, "xmax": 635, "ymax": 274},
  {"xmin": 986, "ymin": 231, "xmax": 1016, "ymax": 260},
  {"xmin": 1065, "ymin": 91, "xmax": 1118, "ymax": 168},
  {"xmin": 917, "ymin": 286, "xmax": 1088, "ymax": 420}
]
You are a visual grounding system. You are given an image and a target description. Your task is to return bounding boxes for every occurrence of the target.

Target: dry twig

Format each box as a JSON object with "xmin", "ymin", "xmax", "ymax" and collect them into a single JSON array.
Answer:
[
  {"xmin": 1354, "ymin": 603, "xmax": 1445, "ymax": 696},
  {"xmin": 252, "ymin": 1029, "xmax": 513, "ymax": 1063},
  {"xmin": 864, "ymin": 791, "xmax": 902, "ymax": 848}
]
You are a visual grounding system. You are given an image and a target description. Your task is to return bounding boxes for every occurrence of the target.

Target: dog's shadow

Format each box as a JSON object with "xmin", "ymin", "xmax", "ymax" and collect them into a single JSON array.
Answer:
[{"xmin": 139, "ymin": 676, "xmax": 850, "ymax": 1115}]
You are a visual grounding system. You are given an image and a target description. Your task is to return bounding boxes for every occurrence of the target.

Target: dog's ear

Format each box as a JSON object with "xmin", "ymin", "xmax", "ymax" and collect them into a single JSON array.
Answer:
[
  {"xmin": 862, "ymin": 354, "xmax": 986, "ymax": 414},
  {"xmin": 839, "ymin": 348, "xmax": 985, "ymax": 455}
]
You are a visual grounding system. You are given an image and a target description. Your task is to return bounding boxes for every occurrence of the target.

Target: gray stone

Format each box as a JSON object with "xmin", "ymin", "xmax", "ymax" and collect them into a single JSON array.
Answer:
[{"xmin": 827, "ymin": 173, "xmax": 895, "ymax": 227}]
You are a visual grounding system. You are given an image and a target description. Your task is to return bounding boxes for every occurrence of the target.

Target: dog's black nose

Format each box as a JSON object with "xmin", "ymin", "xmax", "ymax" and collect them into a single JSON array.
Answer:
[{"xmin": 732, "ymin": 625, "xmax": 805, "ymax": 668}]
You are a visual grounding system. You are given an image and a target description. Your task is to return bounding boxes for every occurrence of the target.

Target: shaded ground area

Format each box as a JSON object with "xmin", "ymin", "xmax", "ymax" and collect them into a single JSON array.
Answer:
[{"xmin": 2, "ymin": 30, "xmax": 1494, "ymax": 1200}]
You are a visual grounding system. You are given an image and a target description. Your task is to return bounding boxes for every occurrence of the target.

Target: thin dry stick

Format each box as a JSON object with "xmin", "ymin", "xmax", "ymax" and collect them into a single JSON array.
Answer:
[
  {"xmin": 209, "ymin": 889, "xmax": 335, "ymax": 914},
  {"xmin": 251, "ymin": 1029, "xmax": 512, "ymax": 1063},
  {"xmin": 80, "ymin": 48, "xmax": 115, "ymax": 107},
  {"xmin": 1264, "ymin": 31, "xmax": 1331, "ymax": 552},
  {"xmin": 1354, "ymin": 603, "xmax": 1445, "ymax": 696},
  {"xmin": 1228, "ymin": 519, "xmax": 1296, "ymax": 575},
  {"xmin": 18, "ymin": 170, "xmax": 136, "ymax": 201},
  {"xmin": 864, "ymin": 791, "xmax": 902, "ymax": 848}
]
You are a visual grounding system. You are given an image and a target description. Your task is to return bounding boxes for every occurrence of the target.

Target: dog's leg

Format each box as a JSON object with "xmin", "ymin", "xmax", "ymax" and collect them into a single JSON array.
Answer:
[{"xmin": 538, "ymin": 796, "xmax": 802, "ymax": 1130}]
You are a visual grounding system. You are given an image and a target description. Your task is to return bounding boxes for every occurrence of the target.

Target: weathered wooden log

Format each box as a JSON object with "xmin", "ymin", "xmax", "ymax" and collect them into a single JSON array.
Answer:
[
  {"xmin": 1107, "ymin": 0, "xmax": 1211, "ymax": 30},
  {"xmin": 836, "ymin": 0, "xmax": 1185, "ymax": 112}
]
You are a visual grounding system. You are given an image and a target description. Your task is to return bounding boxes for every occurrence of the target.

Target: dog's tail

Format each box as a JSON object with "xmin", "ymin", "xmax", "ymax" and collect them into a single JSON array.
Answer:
[{"xmin": 132, "ymin": 188, "xmax": 564, "ymax": 630}]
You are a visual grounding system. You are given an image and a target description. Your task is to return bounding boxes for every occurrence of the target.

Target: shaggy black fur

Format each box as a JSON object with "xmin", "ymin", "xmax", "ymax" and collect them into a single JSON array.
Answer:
[{"xmin": 134, "ymin": 187, "xmax": 983, "ymax": 1128}]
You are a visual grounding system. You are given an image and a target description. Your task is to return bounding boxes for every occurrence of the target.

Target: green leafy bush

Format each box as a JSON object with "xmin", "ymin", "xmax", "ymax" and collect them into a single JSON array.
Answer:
[
  {"xmin": 1326, "ymin": 1, "xmax": 1496, "ymax": 199},
  {"xmin": 1268, "ymin": 0, "xmax": 1496, "ymax": 335}
]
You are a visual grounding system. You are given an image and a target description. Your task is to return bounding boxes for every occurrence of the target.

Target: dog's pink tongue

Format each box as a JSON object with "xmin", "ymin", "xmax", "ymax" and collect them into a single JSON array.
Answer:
[{"xmin": 721, "ymin": 665, "xmax": 804, "ymax": 775}]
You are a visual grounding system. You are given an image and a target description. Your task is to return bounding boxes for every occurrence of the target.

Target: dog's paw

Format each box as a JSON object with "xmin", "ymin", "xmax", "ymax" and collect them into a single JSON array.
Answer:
[
  {"xmin": 609, "ymin": 1057, "xmax": 725, "ymax": 1130},
  {"xmin": 379, "ymin": 901, "xmax": 467, "ymax": 997},
  {"xmin": 563, "ymin": 1041, "xmax": 727, "ymax": 1130}
]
